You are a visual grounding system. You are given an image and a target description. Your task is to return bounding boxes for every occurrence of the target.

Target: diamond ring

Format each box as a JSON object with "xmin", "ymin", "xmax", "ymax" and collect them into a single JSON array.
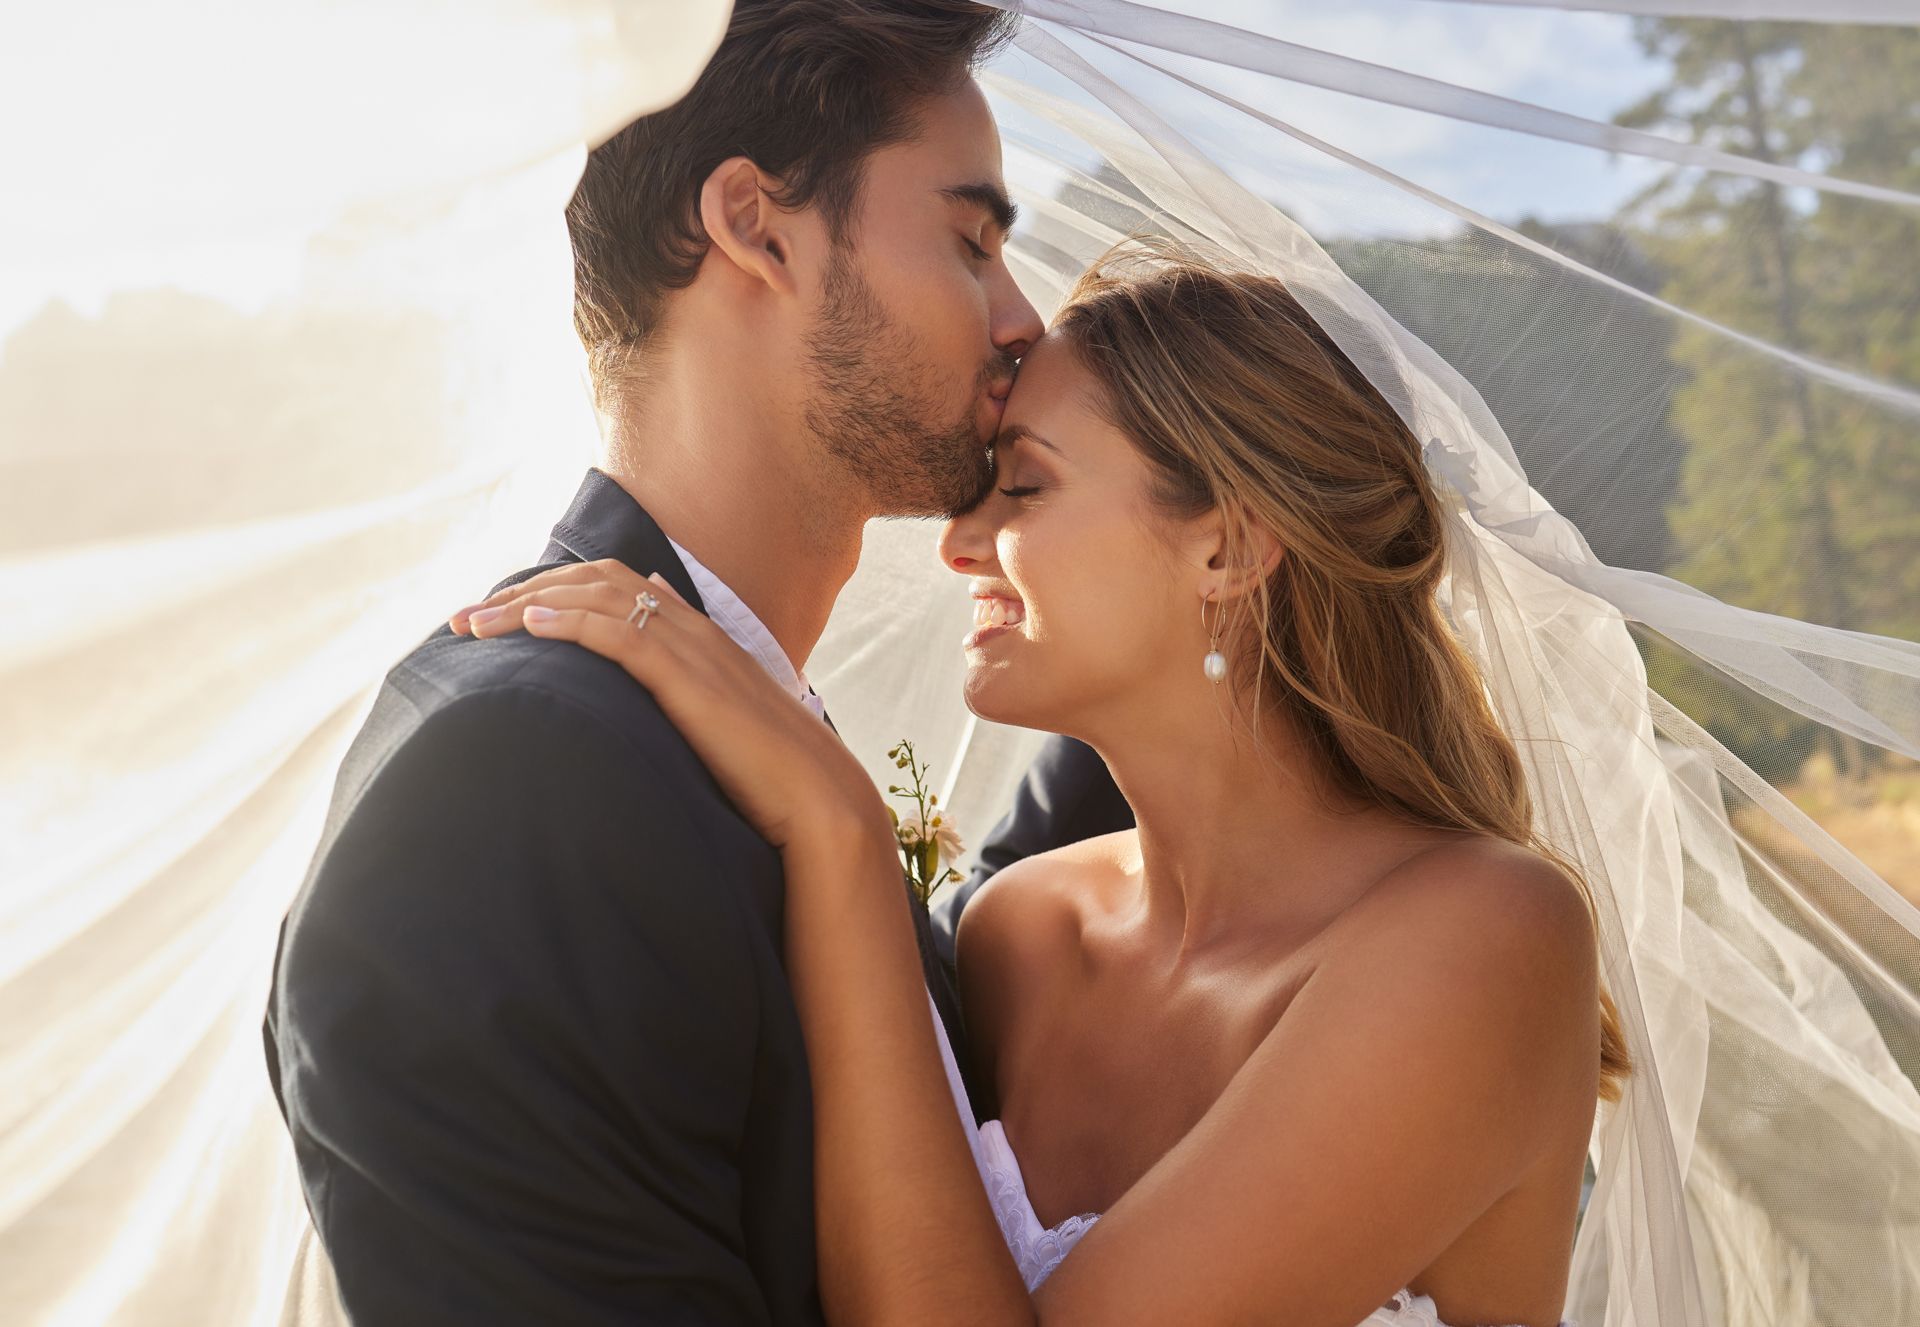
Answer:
[{"xmin": 626, "ymin": 590, "xmax": 662, "ymax": 629}]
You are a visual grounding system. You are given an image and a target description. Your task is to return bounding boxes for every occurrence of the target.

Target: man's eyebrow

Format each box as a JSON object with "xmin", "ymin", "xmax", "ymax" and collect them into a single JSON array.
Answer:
[
  {"xmin": 997, "ymin": 423, "xmax": 1062, "ymax": 456},
  {"xmin": 940, "ymin": 182, "xmax": 1019, "ymax": 237}
]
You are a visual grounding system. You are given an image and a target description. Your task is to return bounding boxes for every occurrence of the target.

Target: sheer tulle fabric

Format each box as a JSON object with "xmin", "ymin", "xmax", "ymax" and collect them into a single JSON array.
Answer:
[
  {"xmin": 3, "ymin": 3, "xmax": 1916, "ymax": 1325},
  {"xmin": 0, "ymin": 5, "xmax": 733, "ymax": 1324},
  {"xmin": 958, "ymin": 8, "xmax": 1920, "ymax": 1326}
]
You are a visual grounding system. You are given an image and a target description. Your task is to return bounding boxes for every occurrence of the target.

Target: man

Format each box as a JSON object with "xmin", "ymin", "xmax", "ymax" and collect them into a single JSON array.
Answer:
[{"xmin": 265, "ymin": 3, "xmax": 1041, "ymax": 1321}]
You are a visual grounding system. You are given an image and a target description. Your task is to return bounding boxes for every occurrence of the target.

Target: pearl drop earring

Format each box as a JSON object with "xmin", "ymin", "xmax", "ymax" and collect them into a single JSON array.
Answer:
[{"xmin": 1202, "ymin": 594, "xmax": 1227, "ymax": 684}]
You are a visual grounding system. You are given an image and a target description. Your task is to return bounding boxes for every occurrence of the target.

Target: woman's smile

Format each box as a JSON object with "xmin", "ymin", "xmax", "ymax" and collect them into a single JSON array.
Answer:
[{"xmin": 966, "ymin": 590, "xmax": 1026, "ymax": 648}]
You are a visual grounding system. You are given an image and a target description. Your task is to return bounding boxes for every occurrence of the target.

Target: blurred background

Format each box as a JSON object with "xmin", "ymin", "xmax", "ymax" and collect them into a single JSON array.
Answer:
[{"xmin": 3, "ymin": 2, "xmax": 1915, "ymax": 1323}]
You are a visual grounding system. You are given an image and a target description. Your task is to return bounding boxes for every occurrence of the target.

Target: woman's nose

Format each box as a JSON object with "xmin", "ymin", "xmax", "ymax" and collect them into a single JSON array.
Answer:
[{"xmin": 937, "ymin": 512, "xmax": 991, "ymax": 573}]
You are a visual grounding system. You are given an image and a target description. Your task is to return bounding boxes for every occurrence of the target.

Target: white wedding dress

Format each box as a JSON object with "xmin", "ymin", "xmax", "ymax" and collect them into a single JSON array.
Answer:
[{"xmin": 928, "ymin": 992, "xmax": 1575, "ymax": 1326}]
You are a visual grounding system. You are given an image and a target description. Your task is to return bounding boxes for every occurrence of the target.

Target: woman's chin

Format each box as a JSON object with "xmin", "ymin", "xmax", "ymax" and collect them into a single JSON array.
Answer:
[{"xmin": 960, "ymin": 664, "xmax": 1027, "ymax": 729}]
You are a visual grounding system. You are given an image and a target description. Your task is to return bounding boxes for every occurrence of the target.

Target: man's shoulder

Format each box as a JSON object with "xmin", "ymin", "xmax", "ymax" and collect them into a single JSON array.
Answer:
[
  {"xmin": 288, "ymin": 619, "xmax": 776, "ymax": 953},
  {"xmin": 374, "ymin": 556, "xmax": 673, "ymax": 733},
  {"xmin": 302, "ymin": 618, "xmax": 746, "ymax": 890},
  {"xmin": 363, "ymin": 622, "xmax": 697, "ymax": 783}
]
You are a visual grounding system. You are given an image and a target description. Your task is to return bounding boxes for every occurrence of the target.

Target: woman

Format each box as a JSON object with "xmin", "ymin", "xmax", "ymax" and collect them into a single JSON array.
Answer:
[{"xmin": 452, "ymin": 243, "xmax": 1624, "ymax": 1326}]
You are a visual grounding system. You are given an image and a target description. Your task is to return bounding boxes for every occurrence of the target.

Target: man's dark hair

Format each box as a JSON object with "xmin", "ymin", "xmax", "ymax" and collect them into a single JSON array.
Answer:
[{"xmin": 567, "ymin": 0, "xmax": 1016, "ymax": 401}]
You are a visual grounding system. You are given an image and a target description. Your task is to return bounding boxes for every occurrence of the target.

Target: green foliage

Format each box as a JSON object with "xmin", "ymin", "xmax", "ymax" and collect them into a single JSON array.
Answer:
[
  {"xmin": 1334, "ymin": 222, "xmax": 1686, "ymax": 574},
  {"xmin": 1614, "ymin": 21, "xmax": 1920, "ymax": 777}
]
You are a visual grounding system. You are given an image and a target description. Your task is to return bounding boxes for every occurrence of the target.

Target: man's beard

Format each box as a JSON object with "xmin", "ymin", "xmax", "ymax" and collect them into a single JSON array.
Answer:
[{"xmin": 802, "ymin": 247, "xmax": 1009, "ymax": 520}]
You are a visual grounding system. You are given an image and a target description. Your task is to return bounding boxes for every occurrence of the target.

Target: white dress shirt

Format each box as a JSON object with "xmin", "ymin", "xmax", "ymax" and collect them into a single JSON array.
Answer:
[{"xmin": 665, "ymin": 534, "xmax": 827, "ymax": 722}]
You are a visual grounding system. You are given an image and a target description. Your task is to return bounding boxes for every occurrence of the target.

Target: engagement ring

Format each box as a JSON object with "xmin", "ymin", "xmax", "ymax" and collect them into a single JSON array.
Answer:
[{"xmin": 626, "ymin": 590, "xmax": 661, "ymax": 629}]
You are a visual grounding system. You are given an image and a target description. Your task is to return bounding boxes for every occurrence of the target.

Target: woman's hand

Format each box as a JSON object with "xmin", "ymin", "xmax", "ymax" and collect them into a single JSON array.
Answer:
[{"xmin": 449, "ymin": 560, "xmax": 888, "ymax": 855}]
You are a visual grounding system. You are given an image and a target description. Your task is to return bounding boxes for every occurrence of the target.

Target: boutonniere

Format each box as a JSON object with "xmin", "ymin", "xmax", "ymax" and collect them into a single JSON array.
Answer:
[{"xmin": 884, "ymin": 739, "xmax": 965, "ymax": 907}]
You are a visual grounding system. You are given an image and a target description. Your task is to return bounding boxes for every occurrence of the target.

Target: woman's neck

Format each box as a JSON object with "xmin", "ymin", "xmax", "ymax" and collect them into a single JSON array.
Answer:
[{"xmin": 1085, "ymin": 694, "xmax": 1415, "ymax": 960}]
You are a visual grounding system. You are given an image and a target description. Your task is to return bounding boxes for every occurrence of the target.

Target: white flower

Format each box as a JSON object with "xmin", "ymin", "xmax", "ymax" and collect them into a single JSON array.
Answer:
[
  {"xmin": 896, "ymin": 812, "xmax": 965, "ymax": 867},
  {"xmin": 927, "ymin": 813, "xmax": 965, "ymax": 865}
]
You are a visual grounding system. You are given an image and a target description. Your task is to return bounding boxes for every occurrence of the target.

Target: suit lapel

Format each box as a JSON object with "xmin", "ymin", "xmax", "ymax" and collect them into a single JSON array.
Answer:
[{"xmin": 541, "ymin": 467, "xmax": 707, "ymax": 614}]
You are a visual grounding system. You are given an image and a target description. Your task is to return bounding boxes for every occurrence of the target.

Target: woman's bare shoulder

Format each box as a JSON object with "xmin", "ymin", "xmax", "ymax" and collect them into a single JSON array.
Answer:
[
  {"xmin": 1323, "ymin": 833, "xmax": 1601, "ymax": 1074},
  {"xmin": 1351, "ymin": 835, "xmax": 1593, "ymax": 963},
  {"xmin": 952, "ymin": 832, "xmax": 1137, "ymax": 1075},
  {"xmin": 955, "ymin": 830, "xmax": 1137, "ymax": 970}
]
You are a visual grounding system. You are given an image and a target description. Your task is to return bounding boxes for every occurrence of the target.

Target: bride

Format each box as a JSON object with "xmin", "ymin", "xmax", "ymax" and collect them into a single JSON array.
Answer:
[{"xmin": 454, "ymin": 240, "xmax": 1623, "ymax": 1327}]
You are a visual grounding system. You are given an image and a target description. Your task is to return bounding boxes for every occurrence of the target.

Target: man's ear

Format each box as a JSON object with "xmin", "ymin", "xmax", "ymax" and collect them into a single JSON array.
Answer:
[{"xmin": 697, "ymin": 156, "xmax": 800, "ymax": 297}]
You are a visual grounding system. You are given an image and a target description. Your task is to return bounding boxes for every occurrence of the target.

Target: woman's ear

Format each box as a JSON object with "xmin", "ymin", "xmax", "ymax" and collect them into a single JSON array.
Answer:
[
  {"xmin": 697, "ymin": 156, "xmax": 800, "ymax": 297},
  {"xmin": 1195, "ymin": 507, "xmax": 1284, "ymax": 604}
]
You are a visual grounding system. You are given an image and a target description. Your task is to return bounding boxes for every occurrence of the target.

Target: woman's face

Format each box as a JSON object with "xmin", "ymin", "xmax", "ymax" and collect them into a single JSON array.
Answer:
[{"xmin": 937, "ymin": 332, "xmax": 1205, "ymax": 733}]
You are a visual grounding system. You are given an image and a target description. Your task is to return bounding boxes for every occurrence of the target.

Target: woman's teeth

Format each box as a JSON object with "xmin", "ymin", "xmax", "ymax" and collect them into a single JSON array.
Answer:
[{"xmin": 974, "ymin": 597, "xmax": 1026, "ymax": 629}]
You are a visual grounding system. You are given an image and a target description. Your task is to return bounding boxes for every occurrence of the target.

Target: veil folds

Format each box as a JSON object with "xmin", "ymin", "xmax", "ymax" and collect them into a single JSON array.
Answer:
[{"xmin": 3, "ymin": 3, "xmax": 1916, "ymax": 1323}]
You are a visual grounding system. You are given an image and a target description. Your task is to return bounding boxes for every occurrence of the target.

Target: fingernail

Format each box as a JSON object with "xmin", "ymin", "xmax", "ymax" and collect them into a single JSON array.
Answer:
[
  {"xmin": 469, "ymin": 607, "xmax": 505, "ymax": 627},
  {"xmin": 525, "ymin": 606, "xmax": 558, "ymax": 623}
]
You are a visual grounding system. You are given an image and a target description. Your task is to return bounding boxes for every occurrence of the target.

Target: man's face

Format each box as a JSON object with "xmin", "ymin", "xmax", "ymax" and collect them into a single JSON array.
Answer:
[{"xmin": 802, "ymin": 79, "xmax": 1044, "ymax": 520}]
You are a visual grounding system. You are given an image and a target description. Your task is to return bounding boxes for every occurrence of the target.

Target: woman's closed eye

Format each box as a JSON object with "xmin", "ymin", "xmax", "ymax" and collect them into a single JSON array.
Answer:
[{"xmin": 997, "ymin": 483, "xmax": 1042, "ymax": 499}]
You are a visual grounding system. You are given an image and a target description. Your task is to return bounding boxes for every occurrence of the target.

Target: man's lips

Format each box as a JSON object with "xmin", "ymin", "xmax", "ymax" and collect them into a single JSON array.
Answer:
[{"xmin": 977, "ymin": 375, "xmax": 1015, "ymax": 444}]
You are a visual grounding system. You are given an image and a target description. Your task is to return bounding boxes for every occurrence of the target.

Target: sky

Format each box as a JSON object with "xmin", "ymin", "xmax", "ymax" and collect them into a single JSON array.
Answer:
[
  {"xmin": 984, "ymin": 0, "xmax": 1673, "ymax": 241},
  {"xmin": 0, "ymin": 1, "xmax": 1678, "ymax": 340}
]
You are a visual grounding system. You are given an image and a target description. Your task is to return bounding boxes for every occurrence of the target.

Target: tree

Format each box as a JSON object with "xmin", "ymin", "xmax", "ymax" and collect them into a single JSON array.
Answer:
[
  {"xmin": 1335, "ymin": 221, "xmax": 1685, "ymax": 575},
  {"xmin": 1615, "ymin": 21, "xmax": 1920, "ymax": 780}
]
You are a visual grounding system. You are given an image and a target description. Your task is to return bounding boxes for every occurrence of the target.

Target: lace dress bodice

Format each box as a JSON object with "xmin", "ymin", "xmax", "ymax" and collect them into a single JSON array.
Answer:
[{"xmin": 927, "ymin": 992, "xmax": 1575, "ymax": 1327}]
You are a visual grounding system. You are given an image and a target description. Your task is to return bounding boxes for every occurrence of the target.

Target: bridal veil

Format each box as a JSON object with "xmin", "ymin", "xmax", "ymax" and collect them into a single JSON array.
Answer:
[{"xmin": 3, "ymin": 2, "xmax": 1915, "ymax": 1323}]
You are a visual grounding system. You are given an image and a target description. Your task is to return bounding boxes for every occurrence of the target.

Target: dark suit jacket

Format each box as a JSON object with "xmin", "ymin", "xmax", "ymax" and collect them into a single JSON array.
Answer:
[{"xmin": 266, "ymin": 468, "xmax": 971, "ymax": 1325}]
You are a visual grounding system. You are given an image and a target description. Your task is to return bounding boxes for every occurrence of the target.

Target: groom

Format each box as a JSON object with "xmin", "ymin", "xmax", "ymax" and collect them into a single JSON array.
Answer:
[{"xmin": 264, "ymin": 2, "xmax": 1040, "ymax": 1322}]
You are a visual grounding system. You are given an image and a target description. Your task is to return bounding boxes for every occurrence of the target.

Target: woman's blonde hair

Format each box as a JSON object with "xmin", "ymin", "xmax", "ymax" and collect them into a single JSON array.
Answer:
[{"xmin": 1055, "ymin": 239, "xmax": 1631, "ymax": 1102}]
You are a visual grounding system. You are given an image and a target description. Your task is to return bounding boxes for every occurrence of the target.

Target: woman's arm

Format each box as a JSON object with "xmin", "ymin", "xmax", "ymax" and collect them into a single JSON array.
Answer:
[{"xmin": 782, "ymin": 823, "xmax": 1034, "ymax": 1326}]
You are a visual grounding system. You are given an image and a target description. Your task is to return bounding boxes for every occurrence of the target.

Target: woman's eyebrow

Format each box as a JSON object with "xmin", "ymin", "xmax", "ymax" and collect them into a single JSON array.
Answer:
[{"xmin": 996, "ymin": 423, "xmax": 1063, "ymax": 456}]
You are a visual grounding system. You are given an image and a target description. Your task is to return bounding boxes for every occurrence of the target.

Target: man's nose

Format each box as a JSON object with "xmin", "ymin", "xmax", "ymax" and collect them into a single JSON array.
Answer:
[{"xmin": 992, "ymin": 267, "xmax": 1044, "ymax": 359}]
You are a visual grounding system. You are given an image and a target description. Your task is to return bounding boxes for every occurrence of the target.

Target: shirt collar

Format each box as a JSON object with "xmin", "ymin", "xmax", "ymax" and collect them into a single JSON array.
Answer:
[
  {"xmin": 541, "ymin": 468, "xmax": 826, "ymax": 722},
  {"xmin": 543, "ymin": 468, "xmax": 706, "ymax": 615},
  {"xmin": 664, "ymin": 534, "xmax": 826, "ymax": 720}
]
